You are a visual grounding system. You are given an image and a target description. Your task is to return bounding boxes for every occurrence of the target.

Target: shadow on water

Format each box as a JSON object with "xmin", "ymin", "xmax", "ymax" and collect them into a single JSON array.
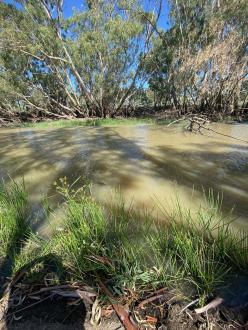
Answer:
[
  {"xmin": 0, "ymin": 125, "xmax": 248, "ymax": 232},
  {"xmin": 0, "ymin": 123, "xmax": 248, "ymax": 328}
]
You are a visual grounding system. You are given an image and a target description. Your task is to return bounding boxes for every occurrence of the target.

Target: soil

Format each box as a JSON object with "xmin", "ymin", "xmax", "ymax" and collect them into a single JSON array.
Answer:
[
  {"xmin": 3, "ymin": 317, "xmax": 124, "ymax": 330},
  {"xmin": 2, "ymin": 250, "xmax": 248, "ymax": 329},
  {"xmin": 1, "ymin": 290, "xmax": 248, "ymax": 330},
  {"xmin": 1, "ymin": 294, "xmax": 124, "ymax": 330}
]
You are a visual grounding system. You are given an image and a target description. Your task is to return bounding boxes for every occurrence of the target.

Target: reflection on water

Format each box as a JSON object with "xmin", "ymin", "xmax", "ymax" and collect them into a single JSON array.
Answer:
[{"xmin": 0, "ymin": 123, "xmax": 248, "ymax": 233}]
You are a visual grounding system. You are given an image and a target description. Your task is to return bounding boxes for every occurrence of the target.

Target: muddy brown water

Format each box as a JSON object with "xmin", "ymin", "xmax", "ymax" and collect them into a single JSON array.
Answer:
[{"xmin": 0, "ymin": 122, "xmax": 248, "ymax": 234}]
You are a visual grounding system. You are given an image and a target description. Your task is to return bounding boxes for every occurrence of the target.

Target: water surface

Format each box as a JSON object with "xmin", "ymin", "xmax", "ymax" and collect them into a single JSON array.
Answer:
[{"xmin": 0, "ymin": 123, "xmax": 248, "ymax": 233}]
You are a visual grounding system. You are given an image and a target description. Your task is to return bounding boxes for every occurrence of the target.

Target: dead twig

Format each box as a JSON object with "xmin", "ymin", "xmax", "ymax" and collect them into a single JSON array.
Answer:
[
  {"xmin": 180, "ymin": 299, "xmax": 199, "ymax": 314},
  {"xmin": 90, "ymin": 298, "xmax": 101, "ymax": 326},
  {"xmin": 28, "ymin": 284, "xmax": 81, "ymax": 296},
  {"xmin": 195, "ymin": 297, "xmax": 224, "ymax": 314},
  {"xmin": 51, "ymin": 288, "xmax": 97, "ymax": 305},
  {"xmin": 137, "ymin": 294, "xmax": 165, "ymax": 309},
  {"xmin": 98, "ymin": 279, "xmax": 138, "ymax": 330}
]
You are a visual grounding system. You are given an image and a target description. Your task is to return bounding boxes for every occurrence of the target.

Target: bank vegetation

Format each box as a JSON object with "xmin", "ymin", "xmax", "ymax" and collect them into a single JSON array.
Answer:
[
  {"xmin": 0, "ymin": 0, "xmax": 247, "ymax": 124},
  {"xmin": 1, "ymin": 179, "xmax": 248, "ymax": 328}
]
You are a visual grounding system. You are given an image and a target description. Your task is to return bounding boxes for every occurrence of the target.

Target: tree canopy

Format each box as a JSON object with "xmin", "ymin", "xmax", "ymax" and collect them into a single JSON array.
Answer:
[
  {"xmin": 147, "ymin": 0, "xmax": 248, "ymax": 115},
  {"xmin": 0, "ymin": 0, "xmax": 247, "ymax": 121}
]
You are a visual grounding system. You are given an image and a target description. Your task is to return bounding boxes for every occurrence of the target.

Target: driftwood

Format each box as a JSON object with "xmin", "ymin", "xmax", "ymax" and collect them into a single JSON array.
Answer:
[
  {"xmin": 186, "ymin": 116, "xmax": 248, "ymax": 144},
  {"xmin": 186, "ymin": 116, "xmax": 209, "ymax": 133},
  {"xmin": 195, "ymin": 297, "xmax": 224, "ymax": 314}
]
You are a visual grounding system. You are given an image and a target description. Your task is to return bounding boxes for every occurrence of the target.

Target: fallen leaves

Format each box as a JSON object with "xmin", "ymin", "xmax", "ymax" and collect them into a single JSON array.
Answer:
[
  {"xmin": 0, "ymin": 255, "xmax": 98, "ymax": 328},
  {"xmin": 99, "ymin": 279, "xmax": 139, "ymax": 330}
]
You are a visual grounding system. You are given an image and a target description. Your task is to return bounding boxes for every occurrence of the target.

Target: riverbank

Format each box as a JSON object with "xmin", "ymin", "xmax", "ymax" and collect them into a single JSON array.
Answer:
[
  {"xmin": 1, "ymin": 180, "xmax": 248, "ymax": 329},
  {"xmin": 0, "ymin": 116, "xmax": 169, "ymax": 129},
  {"xmin": 19, "ymin": 118, "xmax": 159, "ymax": 129},
  {"xmin": 2, "ymin": 115, "xmax": 242, "ymax": 134},
  {"xmin": 1, "ymin": 106, "xmax": 246, "ymax": 130}
]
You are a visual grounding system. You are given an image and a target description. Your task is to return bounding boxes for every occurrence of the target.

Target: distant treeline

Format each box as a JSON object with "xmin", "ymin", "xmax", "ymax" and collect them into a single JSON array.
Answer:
[{"xmin": 0, "ymin": 0, "xmax": 247, "ymax": 122}]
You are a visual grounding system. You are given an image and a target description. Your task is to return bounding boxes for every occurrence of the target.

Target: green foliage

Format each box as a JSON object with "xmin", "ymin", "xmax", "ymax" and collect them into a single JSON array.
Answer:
[
  {"xmin": 147, "ymin": 0, "xmax": 248, "ymax": 112},
  {"xmin": 0, "ymin": 0, "xmax": 152, "ymax": 119},
  {"xmin": 1, "ymin": 0, "xmax": 246, "ymax": 119},
  {"xmin": 0, "ymin": 180, "xmax": 29, "ymax": 259},
  {"xmin": 9, "ymin": 181, "xmax": 248, "ymax": 305}
]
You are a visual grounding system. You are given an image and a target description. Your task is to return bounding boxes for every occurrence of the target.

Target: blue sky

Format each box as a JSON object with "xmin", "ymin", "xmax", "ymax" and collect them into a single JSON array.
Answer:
[
  {"xmin": 5, "ymin": 0, "xmax": 170, "ymax": 30},
  {"xmin": 63, "ymin": 0, "xmax": 170, "ymax": 30},
  {"xmin": 64, "ymin": 0, "xmax": 169, "ymax": 29}
]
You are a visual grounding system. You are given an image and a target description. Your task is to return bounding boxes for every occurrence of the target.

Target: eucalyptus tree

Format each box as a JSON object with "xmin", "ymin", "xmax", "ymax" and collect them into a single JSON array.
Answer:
[
  {"xmin": 147, "ymin": 0, "xmax": 248, "ymax": 114},
  {"xmin": 65, "ymin": 0, "xmax": 156, "ymax": 117},
  {"xmin": 0, "ymin": 1, "xmax": 74, "ymax": 119},
  {"xmin": 0, "ymin": 0, "xmax": 156, "ymax": 119}
]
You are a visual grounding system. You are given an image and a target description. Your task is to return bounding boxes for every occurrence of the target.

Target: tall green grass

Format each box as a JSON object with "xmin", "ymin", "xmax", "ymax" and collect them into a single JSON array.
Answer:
[
  {"xmin": 4, "ymin": 180, "xmax": 248, "ymax": 304},
  {"xmin": 49, "ymin": 188, "xmax": 157, "ymax": 293},
  {"xmin": 150, "ymin": 193, "xmax": 248, "ymax": 301},
  {"xmin": 0, "ymin": 180, "xmax": 29, "ymax": 260}
]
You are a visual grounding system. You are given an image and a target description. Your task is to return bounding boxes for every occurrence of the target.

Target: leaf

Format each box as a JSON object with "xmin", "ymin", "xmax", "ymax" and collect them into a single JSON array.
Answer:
[
  {"xmin": 98, "ymin": 280, "xmax": 138, "ymax": 330},
  {"xmin": 51, "ymin": 289, "xmax": 97, "ymax": 304}
]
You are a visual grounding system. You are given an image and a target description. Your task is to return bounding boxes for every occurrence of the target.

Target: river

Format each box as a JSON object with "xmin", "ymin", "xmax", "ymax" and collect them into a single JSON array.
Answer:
[{"xmin": 0, "ymin": 122, "xmax": 248, "ymax": 234}]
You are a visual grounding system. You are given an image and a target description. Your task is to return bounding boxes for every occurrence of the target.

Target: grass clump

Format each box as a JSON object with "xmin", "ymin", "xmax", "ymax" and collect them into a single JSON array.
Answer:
[
  {"xmin": 6, "ymin": 180, "xmax": 248, "ymax": 305},
  {"xmin": 0, "ymin": 180, "xmax": 29, "ymax": 260},
  {"xmin": 149, "ymin": 193, "xmax": 248, "ymax": 302},
  {"xmin": 49, "ymin": 184, "xmax": 158, "ymax": 294}
]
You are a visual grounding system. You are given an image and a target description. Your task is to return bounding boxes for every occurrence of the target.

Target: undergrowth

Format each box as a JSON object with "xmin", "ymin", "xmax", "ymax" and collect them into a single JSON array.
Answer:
[
  {"xmin": 0, "ymin": 180, "xmax": 29, "ymax": 260},
  {"xmin": 2, "ymin": 179, "xmax": 248, "ymax": 305}
]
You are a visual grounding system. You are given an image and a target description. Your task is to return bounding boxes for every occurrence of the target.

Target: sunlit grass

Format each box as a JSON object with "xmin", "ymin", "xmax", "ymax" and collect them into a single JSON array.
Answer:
[
  {"xmin": 2, "ymin": 180, "xmax": 248, "ymax": 305},
  {"xmin": 20, "ymin": 118, "xmax": 156, "ymax": 129},
  {"xmin": 151, "ymin": 192, "xmax": 248, "ymax": 301}
]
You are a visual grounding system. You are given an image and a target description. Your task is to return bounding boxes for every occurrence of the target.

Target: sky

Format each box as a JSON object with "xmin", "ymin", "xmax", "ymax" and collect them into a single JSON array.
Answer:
[
  {"xmin": 5, "ymin": 0, "xmax": 170, "ymax": 31},
  {"xmin": 62, "ymin": 0, "xmax": 170, "ymax": 30}
]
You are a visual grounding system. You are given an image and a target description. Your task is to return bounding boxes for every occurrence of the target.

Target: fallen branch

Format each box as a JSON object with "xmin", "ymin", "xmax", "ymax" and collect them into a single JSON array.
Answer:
[
  {"xmin": 195, "ymin": 297, "xmax": 224, "ymax": 314},
  {"xmin": 98, "ymin": 279, "xmax": 138, "ymax": 330},
  {"xmin": 187, "ymin": 117, "xmax": 248, "ymax": 144},
  {"xmin": 201, "ymin": 126, "xmax": 248, "ymax": 144},
  {"xmin": 167, "ymin": 117, "xmax": 186, "ymax": 127}
]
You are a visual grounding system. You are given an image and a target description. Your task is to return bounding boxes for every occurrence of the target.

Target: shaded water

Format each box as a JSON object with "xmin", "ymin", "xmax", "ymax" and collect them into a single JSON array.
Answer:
[{"xmin": 0, "ymin": 123, "xmax": 248, "ymax": 233}]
